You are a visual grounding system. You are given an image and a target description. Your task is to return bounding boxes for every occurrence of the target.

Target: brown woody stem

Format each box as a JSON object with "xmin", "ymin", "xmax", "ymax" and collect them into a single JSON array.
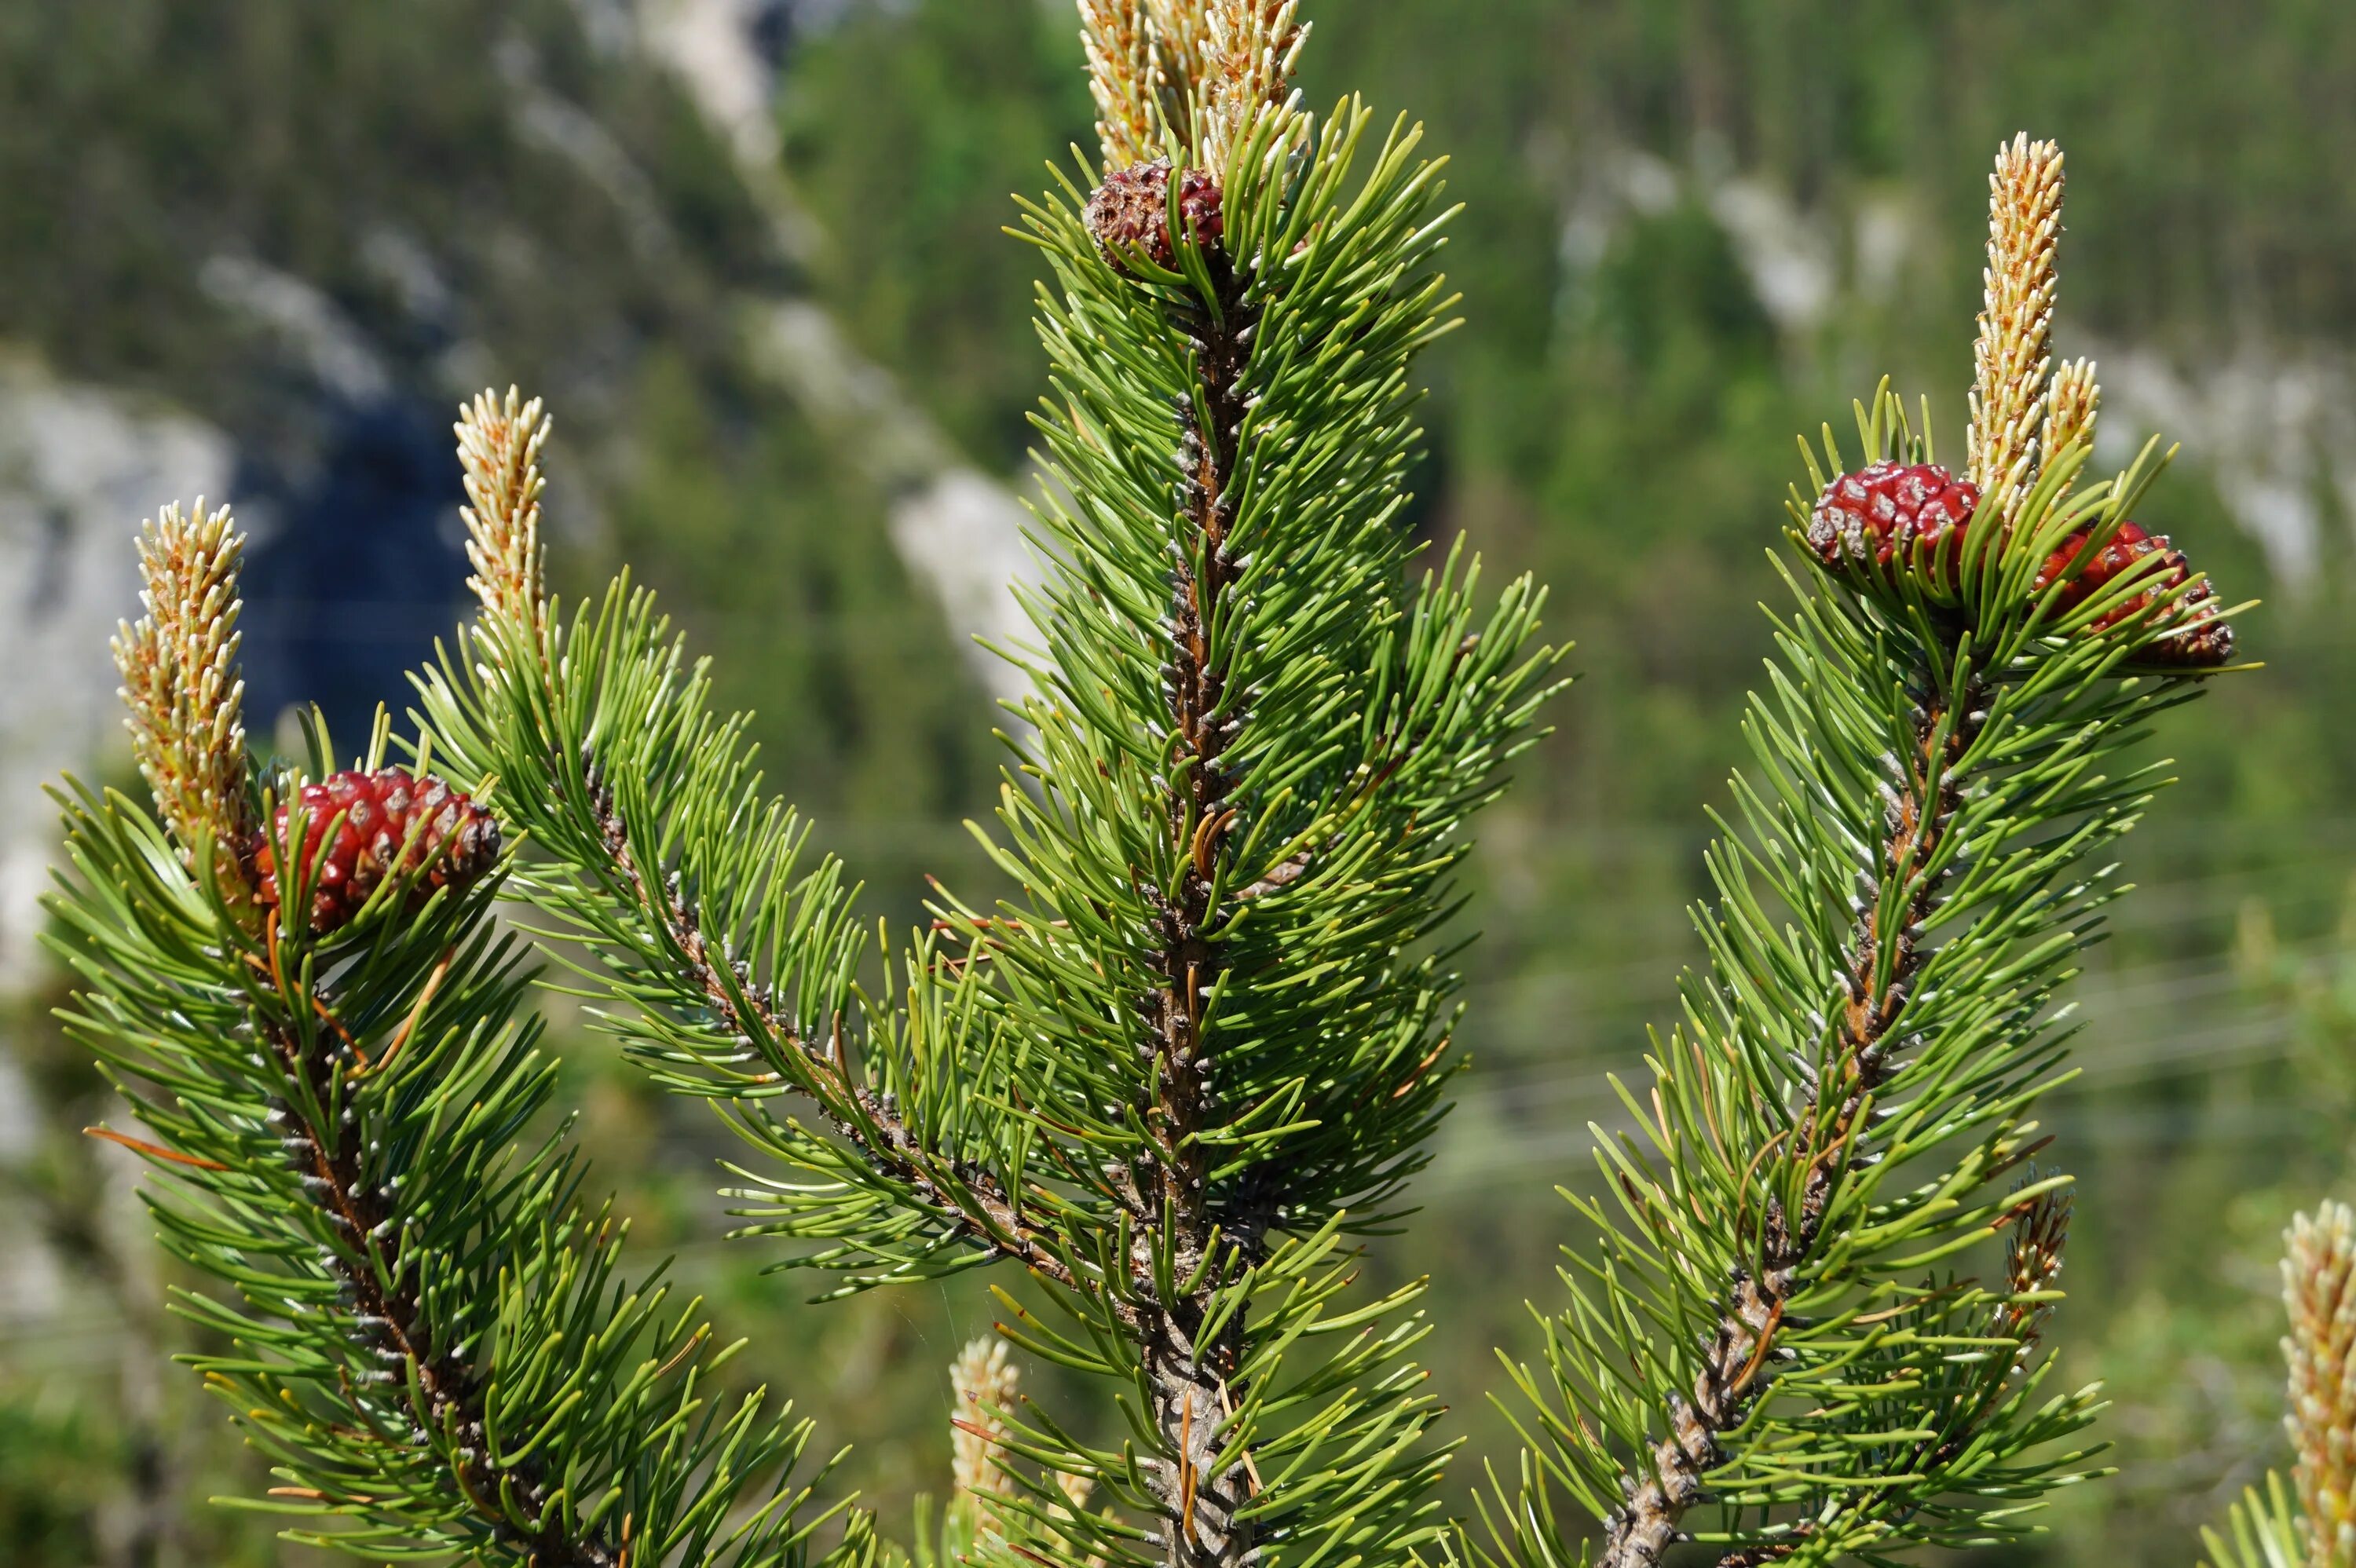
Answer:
[
  {"xmin": 1707, "ymin": 1191, "xmax": 2070, "ymax": 1568},
  {"xmin": 1135, "ymin": 252, "xmax": 1259, "ymax": 1568},
  {"xmin": 1601, "ymin": 675, "xmax": 1987, "ymax": 1568},
  {"xmin": 558, "ymin": 237, "xmax": 1267, "ymax": 1564}
]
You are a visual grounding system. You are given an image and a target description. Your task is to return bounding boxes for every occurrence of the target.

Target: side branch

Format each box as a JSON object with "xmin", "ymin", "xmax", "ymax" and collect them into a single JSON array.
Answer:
[
  {"xmin": 1601, "ymin": 677, "xmax": 1988, "ymax": 1568},
  {"xmin": 258, "ymin": 977, "xmax": 613, "ymax": 1566},
  {"xmin": 579, "ymin": 772, "xmax": 1085, "ymax": 1298}
]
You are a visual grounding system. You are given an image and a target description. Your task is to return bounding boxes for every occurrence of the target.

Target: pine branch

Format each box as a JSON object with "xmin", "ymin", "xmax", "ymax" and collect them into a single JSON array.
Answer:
[
  {"xmin": 428, "ymin": 394, "xmax": 1085, "ymax": 1302},
  {"xmin": 961, "ymin": 85, "xmax": 1557, "ymax": 1567},
  {"xmin": 1595, "ymin": 665, "xmax": 1996, "ymax": 1568},
  {"xmin": 250, "ymin": 985, "xmax": 609, "ymax": 1568},
  {"xmin": 1489, "ymin": 411, "xmax": 2182, "ymax": 1568},
  {"xmin": 1485, "ymin": 134, "xmax": 2242, "ymax": 1568},
  {"xmin": 1117, "ymin": 174, "xmax": 1261, "ymax": 1567},
  {"xmin": 421, "ymin": 13, "xmax": 1564, "ymax": 1564},
  {"xmin": 52, "ymin": 508, "xmax": 837, "ymax": 1566},
  {"xmin": 582, "ymin": 770, "xmax": 1081, "ymax": 1296}
]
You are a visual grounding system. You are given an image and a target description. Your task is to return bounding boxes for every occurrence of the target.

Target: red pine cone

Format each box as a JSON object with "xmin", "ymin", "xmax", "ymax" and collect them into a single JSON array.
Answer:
[
  {"xmin": 2033, "ymin": 521, "xmax": 2234, "ymax": 667},
  {"xmin": 1808, "ymin": 461, "xmax": 1984, "ymax": 578},
  {"xmin": 1085, "ymin": 159, "xmax": 1224, "ymax": 272},
  {"xmin": 254, "ymin": 769, "xmax": 499, "ymax": 933}
]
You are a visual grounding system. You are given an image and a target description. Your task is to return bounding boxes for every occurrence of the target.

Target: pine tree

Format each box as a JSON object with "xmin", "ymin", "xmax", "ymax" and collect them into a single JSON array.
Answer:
[
  {"xmin": 53, "ymin": 11, "xmax": 2299, "ymax": 1567},
  {"xmin": 417, "ymin": 5, "xmax": 1562, "ymax": 1567},
  {"xmin": 46, "ymin": 501, "xmax": 851, "ymax": 1564},
  {"xmin": 1475, "ymin": 137, "xmax": 2244, "ymax": 1568}
]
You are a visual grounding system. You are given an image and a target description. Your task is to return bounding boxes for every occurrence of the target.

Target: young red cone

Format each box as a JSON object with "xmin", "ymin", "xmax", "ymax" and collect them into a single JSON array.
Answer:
[
  {"xmin": 254, "ymin": 769, "xmax": 499, "ymax": 933},
  {"xmin": 1808, "ymin": 462, "xmax": 1984, "ymax": 581},
  {"xmin": 2033, "ymin": 521, "xmax": 2234, "ymax": 667},
  {"xmin": 1085, "ymin": 159, "xmax": 1224, "ymax": 272}
]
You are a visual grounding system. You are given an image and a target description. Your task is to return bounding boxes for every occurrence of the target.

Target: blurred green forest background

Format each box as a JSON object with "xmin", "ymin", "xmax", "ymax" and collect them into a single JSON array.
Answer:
[{"xmin": 3, "ymin": 1, "xmax": 2354, "ymax": 1563}]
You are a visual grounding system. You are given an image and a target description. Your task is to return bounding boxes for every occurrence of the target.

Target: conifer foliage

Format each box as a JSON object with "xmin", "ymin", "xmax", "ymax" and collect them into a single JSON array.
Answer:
[
  {"xmin": 52, "ymin": 10, "xmax": 2289, "ymax": 1567},
  {"xmin": 1478, "ymin": 139, "xmax": 2243, "ymax": 1568},
  {"xmin": 46, "ymin": 503, "xmax": 845, "ymax": 1563},
  {"xmin": 419, "ymin": 6, "xmax": 1560, "ymax": 1567}
]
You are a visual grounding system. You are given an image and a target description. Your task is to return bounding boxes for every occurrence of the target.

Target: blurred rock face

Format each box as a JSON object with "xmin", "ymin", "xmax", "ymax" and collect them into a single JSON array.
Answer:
[
  {"xmin": 0, "ymin": 367, "xmax": 232, "ymax": 991},
  {"xmin": 0, "ymin": 0, "xmax": 1033, "ymax": 953}
]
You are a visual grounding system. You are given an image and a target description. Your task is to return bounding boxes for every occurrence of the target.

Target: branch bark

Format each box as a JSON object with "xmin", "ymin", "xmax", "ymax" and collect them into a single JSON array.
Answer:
[
  {"xmin": 1135, "ymin": 252, "xmax": 1260, "ymax": 1568},
  {"xmin": 1601, "ymin": 673, "xmax": 1988, "ymax": 1568}
]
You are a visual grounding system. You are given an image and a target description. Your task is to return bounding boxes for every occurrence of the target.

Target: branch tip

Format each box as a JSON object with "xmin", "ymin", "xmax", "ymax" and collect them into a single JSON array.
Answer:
[
  {"xmin": 113, "ymin": 496, "xmax": 254, "ymax": 892},
  {"xmin": 455, "ymin": 385, "xmax": 551, "ymax": 633},
  {"xmin": 1969, "ymin": 135, "xmax": 2066, "ymax": 518}
]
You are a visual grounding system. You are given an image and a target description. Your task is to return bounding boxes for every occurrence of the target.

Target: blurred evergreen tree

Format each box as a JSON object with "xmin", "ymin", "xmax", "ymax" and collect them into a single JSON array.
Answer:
[
  {"xmin": 781, "ymin": 0, "xmax": 1095, "ymax": 469},
  {"xmin": 601, "ymin": 348, "xmax": 995, "ymax": 835}
]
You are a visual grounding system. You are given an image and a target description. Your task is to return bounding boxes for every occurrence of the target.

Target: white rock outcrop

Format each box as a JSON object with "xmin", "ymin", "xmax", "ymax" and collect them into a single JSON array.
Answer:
[{"xmin": 0, "ymin": 361, "xmax": 233, "ymax": 996}]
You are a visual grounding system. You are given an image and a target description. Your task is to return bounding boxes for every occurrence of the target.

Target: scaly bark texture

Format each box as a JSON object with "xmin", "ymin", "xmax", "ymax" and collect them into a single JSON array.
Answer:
[{"xmin": 1137, "ymin": 243, "xmax": 1260, "ymax": 1568}]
